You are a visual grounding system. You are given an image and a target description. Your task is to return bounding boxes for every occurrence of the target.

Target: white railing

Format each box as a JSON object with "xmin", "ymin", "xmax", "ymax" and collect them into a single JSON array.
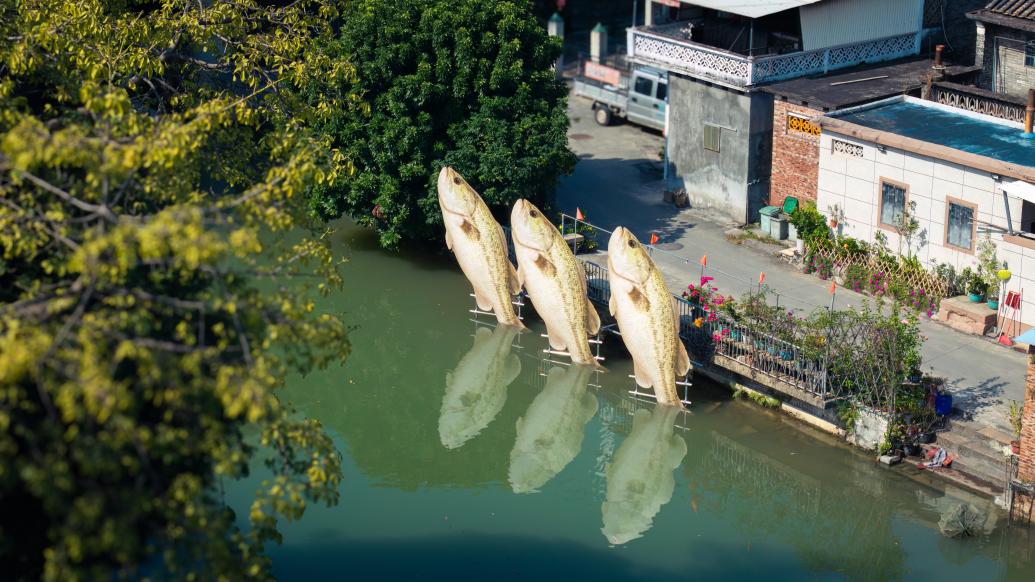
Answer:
[{"xmin": 628, "ymin": 27, "xmax": 919, "ymax": 87}]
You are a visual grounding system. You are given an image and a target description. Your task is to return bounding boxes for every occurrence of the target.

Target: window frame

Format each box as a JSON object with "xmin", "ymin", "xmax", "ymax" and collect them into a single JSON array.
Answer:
[
  {"xmin": 944, "ymin": 195, "xmax": 978, "ymax": 254},
  {"xmin": 876, "ymin": 177, "xmax": 909, "ymax": 232},
  {"xmin": 1026, "ymin": 42, "xmax": 1035, "ymax": 68},
  {"xmin": 703, "ymin": 123, "xmax": 721, "ymax": 153}
]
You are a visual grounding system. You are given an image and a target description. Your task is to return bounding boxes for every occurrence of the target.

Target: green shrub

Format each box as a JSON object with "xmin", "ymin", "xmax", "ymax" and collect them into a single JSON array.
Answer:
[{"xmin": 789, "ymin": 203, "xmax": 829, "ymax": 242}]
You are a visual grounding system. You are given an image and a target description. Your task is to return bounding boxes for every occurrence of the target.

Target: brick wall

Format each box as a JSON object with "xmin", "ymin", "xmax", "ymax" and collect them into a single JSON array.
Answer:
[
  {"xmin": 1020, "ymin": 351, "xmax": 1035, "ymax": 483},
  {"xmin": 977, "ymin": 25, "xmax": 1035, "ymax": 100},
  {"xmin": 1015, "ymin": 349, "xmax": 1035, "ymax": 523},
  {"xmin": 769, "ymin": 100, "xmax": 821, "ymax": 209}
]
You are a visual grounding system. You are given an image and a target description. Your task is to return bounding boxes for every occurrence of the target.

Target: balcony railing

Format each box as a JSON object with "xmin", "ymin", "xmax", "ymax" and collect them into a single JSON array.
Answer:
[{"xmin": 628, "ymin": 26, "xmax": 919, "ymax": 87}]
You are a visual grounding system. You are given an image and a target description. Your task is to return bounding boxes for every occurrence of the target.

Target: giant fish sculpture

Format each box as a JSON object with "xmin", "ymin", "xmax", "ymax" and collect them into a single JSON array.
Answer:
[
  {"xmin": 607, "ymin": 227, "xmax": 691, "ymax": 406},
  {"xmin": 601, "ymin": 405, "xmax": 687, "ymax": 545},
  {"xmin": 438, "ymin": 324, "xmax": 522, "ymax": 449},
  {"xmin": 508, "ymin": 364, "xmax": 598, "ymax": 493},
  {"xmin": 437, "ymin": 167, "xmax": 525, "ymax": 329},
  {"xmin": 510, "ymin": 199, "xmax": 603, "ymax": 369}
]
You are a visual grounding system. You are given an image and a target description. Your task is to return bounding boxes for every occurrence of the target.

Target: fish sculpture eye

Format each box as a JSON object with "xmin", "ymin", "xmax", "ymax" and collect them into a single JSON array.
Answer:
[
  {"xmin": 529, "ymin": 210, "xmax": 538, "ymax": 218},
  {"xmin": 453, "ymin": 176, "xmax": 462, "ymax": 185},
  {"xmin": 627, "ymin": 239, "xmax": 636, "ymax": 248}
]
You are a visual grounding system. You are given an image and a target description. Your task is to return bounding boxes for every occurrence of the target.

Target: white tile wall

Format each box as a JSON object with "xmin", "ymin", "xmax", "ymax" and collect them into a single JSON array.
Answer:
[{"xmin": 816, "ymin": 129, "xmax": 1035, "ymax": 327}]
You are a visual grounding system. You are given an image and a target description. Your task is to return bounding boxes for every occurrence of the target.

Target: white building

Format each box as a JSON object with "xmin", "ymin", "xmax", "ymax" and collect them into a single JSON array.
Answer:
[{"xmin": 815, "ymin": 96, "xmax": 1035, "ymax": 328}]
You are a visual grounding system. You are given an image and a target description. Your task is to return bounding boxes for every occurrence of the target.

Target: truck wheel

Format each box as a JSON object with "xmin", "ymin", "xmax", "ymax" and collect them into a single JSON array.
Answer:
[{"xmin": 594, "ymin": 106, "xmax": 612, "ymax": 126}]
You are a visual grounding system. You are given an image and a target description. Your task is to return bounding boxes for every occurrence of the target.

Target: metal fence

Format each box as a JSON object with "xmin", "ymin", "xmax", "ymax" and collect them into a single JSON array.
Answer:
[{"xmin": 580, "ymin": 258, "xmax": 828, "ymax": 400}]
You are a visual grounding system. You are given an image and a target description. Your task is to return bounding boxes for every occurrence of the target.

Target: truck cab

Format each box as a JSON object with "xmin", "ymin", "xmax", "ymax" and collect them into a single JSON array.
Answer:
[{"xmin": 625, "ymin": 68, "xmax": 667, "ymax": 130}]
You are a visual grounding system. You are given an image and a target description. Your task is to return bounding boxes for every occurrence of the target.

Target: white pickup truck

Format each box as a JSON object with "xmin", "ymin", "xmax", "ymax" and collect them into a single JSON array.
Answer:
[{"xmin": 573, "ymin": 63, "xmax": 667, "ymax": 131}]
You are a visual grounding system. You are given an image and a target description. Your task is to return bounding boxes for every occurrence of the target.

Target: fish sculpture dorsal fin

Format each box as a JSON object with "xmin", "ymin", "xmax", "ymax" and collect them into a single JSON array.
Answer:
[
  {"xmin": 473, "ymin": 288, "xmax": 493, "ymax": 312},
  {"xmin": 585, "ymin": 298, "xmax": 601, "ymax": 335},
  {"xmin": 545, "ymin": 324, "xmax": 567, "ymax": 351},
  {"xmin": 675, "ymin": 342, "xmax": 691, "ymax": 377},
  {"xmin": 633, "ymin": 363, "xmax": 652, "ymax": 389}
]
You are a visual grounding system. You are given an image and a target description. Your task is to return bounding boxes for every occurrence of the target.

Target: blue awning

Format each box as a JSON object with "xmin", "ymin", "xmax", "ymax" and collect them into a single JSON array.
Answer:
[{"xmin": 1013, "ymin": 327, "xmax": 1035, "ymax": 345}]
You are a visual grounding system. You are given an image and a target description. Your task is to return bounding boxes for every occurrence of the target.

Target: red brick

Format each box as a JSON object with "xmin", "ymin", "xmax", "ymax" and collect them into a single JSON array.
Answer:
[{"xmin": 769, "ymin": 101, "xmax": 821, "ymax": 209}]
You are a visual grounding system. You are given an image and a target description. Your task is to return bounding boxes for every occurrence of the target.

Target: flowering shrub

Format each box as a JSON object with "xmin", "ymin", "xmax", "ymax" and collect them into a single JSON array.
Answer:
[
  {"xmin": 868, "ymin": 270, "xmax": 888, "ymax": 296},
  {"xmin": 804, "ymin": 253, "xmax": 835, "ymax": 278},
  {"xmin": 842, "ymin": 264, "xmax": 868, "ymax": 293},
  {"xmin": 906, "ymin": 288, "xmax": 938, "ymax": 318},
  {"xmin": 683, "ymin": 276, "xmax": 733, "ymax": 324}
]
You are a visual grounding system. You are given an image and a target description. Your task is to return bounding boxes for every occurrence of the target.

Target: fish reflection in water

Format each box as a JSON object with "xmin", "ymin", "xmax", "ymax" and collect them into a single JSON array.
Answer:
[
  {"xmin": 509, "ymin": 363, "xmax": 598, "ymax": 493},
  {"xmin": 602, "ymin": 404, "xmax": 687, "ymax": 545},
  {"xmin": 438, "ymin": 324, "xmax": 522, "ymax": 450}
]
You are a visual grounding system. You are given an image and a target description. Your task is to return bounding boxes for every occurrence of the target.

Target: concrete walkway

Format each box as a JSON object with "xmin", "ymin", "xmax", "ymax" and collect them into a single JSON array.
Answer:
[{"xmin": 559, "ymin": 94, "xmax": 1024, "ymax": 433}]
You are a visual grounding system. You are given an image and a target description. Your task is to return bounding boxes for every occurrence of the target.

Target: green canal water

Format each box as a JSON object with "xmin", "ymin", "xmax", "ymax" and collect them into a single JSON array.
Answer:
[{"xmin": 228, "ymin": 221, "xmax": 1035, "ymax": 581}]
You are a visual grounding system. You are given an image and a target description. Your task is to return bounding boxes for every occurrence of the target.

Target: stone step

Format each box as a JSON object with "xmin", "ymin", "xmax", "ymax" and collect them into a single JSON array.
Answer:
[{"xmin": 922, "ymin": 434, "xmax": 1012, "ymax": 491}]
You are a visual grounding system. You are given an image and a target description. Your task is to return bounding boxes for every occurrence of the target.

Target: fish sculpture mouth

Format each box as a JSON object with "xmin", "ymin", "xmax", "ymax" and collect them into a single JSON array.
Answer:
[
  {"xmin": 509, "ymin": 199, "xmax": 554, "ymax": 253},
  {"xmin": 607, "ymin": 226, "xmax": 651, "ymax": 285},
  {"xmin": 437, "ymin": 166, "xmax": 477, "ymax": 217}
]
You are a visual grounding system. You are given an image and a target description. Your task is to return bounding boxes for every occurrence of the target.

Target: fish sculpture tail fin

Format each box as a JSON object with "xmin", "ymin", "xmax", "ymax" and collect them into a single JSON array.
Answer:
[{"xmin": 589, "ymin": 360, "xmax": 608, "ymax": 373}]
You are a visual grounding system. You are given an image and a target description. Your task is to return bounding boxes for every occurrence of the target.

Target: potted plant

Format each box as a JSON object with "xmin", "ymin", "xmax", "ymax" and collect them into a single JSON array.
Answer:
[
  {"xmin": 827, "ymin": 203, "xmax": 845, "ymax": 229},
  {"xmin": 966, "ymin": 272, "xmax": 986, "ymax": 302},
  {"xmin": 1009, "ymin": 400, "xmax": 1023, "ymax": 455}
]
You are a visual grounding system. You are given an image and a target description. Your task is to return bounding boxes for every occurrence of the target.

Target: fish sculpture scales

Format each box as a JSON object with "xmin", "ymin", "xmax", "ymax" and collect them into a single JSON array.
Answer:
[
  {"xmin": 508, "ymin": 364, "xmax": 598, "ymax": 493},
  {"xmin": 437, "ymin": 167, "xmax": 525, "ymax": 329},
  {"xmin": 601, "ymin": 405, "xmax": 686, "ymax": 545},
  {"xmin": 438, "ymin": 324, "xmax": 522, "ymax": 450},
  {"xmin": 510, "ymin": 199, "xmax": 604, "ymax": 370},
  {"xmin": 607, "ymin": 227, "xmax": 691, "ymax": 406}
]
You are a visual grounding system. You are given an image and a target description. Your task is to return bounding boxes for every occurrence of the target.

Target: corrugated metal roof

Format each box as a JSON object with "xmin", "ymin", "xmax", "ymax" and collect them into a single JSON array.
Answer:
[
  {"xmin": 681, "ymin": 0, "xmax": 825, "ymax": 19},
  {"xmin": 984, "ymin": 0, "xmax": 1035, "ymax": 21}
]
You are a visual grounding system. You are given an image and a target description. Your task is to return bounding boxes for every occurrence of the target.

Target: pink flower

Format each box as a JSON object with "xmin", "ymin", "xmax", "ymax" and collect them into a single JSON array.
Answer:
[{"xmin": 712, "ymin": 333, "xmax": 721, "ymax": 341}]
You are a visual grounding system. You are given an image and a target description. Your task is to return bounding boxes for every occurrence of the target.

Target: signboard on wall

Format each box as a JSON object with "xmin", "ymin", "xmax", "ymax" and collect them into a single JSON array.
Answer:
[
  {"xmin": 787, "ymin": 113, "xmax": 821, "ymax": 137},
  {"xmin": 584, "ymin": 61, "xmax": 622, "ymax": 86}
]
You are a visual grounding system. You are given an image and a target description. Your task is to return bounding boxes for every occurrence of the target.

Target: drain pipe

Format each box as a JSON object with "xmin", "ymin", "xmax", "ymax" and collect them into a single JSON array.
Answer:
[
  {"xmin": 1026, "ymin": 88, "xmax": 1034, "ymax": 137},
  {"xmin": 932, "ymin": 44, "xmax": 945, "ymax": 80}
]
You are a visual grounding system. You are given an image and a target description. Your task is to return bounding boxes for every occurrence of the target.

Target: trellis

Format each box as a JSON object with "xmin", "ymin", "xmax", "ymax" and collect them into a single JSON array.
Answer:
[{"xmin": 804, "ymin": 241, "xmax": 950, "ymax": 302}]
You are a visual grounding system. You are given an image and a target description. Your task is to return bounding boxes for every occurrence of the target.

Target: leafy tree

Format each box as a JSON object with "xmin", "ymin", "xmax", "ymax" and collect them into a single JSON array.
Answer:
[
  {"xmin": 311, "ymin": 0, "xmax": 577, "ymax": 248},
  {"xmin": 0, "ymin": 1, "xmax": 357, "ymax": 578}
]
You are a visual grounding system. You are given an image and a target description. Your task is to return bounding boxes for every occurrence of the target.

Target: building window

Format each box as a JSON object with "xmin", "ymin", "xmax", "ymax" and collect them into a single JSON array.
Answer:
[
  {"xmin": 703, "ymin": 124, "xmax": 720, "ymax": 152},
  {"xmin": 634, "ymin": 76, "xmax": 654, "ymax": 96},
  {"xmin": 879, "ymin": 178, "xmax": 907, "ymax": 228},
  {"xmin": 945, "ymin": 197, "xmax": 976, "ymax": 252},
  {"xmin": 1027, "ymin": 43, "xmax": 1035, "ymax": 68},
  {"xmin": 655, "ymin": 82, "xmax": 667, "ymax": 101}
]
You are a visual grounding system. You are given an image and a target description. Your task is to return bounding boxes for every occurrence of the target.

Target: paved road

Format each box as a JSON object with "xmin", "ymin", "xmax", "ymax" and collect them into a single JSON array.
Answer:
[{"xmin": 559, "ymin": 92, "xmax": 1024, "ymax": 432}]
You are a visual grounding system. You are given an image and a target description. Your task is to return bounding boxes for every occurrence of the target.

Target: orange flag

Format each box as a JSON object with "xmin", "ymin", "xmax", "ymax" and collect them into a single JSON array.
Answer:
[
  {"xmin": 649, "ymin": 232, "xmax": 659, "ymax": 245},
  {"xmin": 575, "ymin": 207, "xmax": 585, "ymax": 221},
  {"xmin": 829, "ymin": 281, "xmax": 836, "ymax": 294},
  {"xmin": 700, "ymin": 254, "xmax": 708, "ymax": 267},
  {"xmin": 759, "ymin": 272, "xmax": 765, "ymax": 284}
]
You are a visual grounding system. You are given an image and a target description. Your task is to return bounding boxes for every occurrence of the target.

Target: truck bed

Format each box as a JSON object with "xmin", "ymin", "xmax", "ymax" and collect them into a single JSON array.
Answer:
[{"xmin": 573, "ymin": 78, "xmax": 626, "ymax": 110}]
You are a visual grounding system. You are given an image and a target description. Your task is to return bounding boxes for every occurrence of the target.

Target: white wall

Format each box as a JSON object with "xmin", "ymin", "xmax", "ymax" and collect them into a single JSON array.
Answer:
[
  {"xmin": 799, "ymin": 0, "xmax": 923, "ymax": 51},
  {"xmin": 816, "ymin": 130, "xmax": 1035, "ymax": 327}
]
